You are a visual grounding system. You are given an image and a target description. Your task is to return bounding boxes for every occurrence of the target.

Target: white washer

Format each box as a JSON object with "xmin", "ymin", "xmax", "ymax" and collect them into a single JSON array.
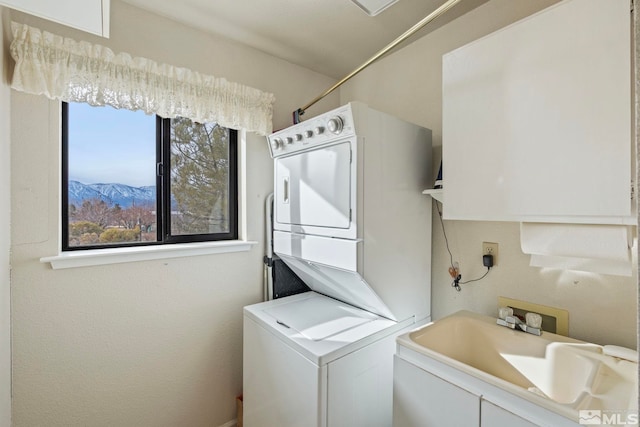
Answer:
[
  {"xmin": 244, "ymin": 103, "xmax": 433, "ymax": 427},
  {"xmin": 243, "ymin": 292, "xmax": 417, "ymax": 427}
]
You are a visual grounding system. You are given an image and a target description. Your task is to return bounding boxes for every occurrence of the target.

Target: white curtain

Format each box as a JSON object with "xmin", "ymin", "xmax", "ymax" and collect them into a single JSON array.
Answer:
[{"xmin": 9, "ymin": 22, "xmax": 276, "ymax": 136}]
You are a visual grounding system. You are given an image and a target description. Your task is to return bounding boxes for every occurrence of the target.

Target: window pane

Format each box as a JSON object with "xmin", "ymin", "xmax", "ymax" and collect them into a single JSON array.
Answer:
[
  {"xmin": 169, "ymin": 118, "xmax": 231, "ymax": 236},
  {"xmin": 66, "ymin": 103, "xmax": 157, "ymax": 248}
]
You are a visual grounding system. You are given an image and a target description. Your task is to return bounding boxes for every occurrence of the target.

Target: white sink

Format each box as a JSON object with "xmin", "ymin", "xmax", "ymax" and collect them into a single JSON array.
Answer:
[{"xmin": 397, "ymin": 310, "xmax": 638, "ymax": 420}]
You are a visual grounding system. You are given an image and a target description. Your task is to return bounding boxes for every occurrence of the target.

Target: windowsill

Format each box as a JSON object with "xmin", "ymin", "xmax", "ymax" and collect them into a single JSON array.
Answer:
[{"xmin": 40, "ymin": 240, "xmax": 258, "ymax": 270}]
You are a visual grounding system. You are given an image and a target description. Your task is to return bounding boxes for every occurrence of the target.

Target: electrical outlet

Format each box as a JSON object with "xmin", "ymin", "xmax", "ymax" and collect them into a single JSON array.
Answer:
[{"xmin": 482, "ymin": 242, "xmax": 498, "ymax": 266}]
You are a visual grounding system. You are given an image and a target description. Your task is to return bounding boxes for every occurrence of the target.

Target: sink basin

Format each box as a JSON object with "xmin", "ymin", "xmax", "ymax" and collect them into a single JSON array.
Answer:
[{"xmin": 397, "ymin": 310, "xmax": 638, "ymax": 419}]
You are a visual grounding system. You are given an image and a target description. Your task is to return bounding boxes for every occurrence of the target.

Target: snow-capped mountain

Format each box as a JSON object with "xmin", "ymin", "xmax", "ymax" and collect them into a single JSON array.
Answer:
[{"xmin": 68, "ymin": 181, "xmax": 155, "ymax": 208}]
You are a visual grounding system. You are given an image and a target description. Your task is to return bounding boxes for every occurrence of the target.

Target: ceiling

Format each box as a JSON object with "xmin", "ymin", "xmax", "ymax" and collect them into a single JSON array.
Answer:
[{"xmin": 121, "ymin": 0, "xmax": 489, "ymax": 79}]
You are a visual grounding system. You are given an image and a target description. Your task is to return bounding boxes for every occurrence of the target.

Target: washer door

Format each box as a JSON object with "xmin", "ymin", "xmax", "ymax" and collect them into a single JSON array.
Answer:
[{"xmin": 275, "ymin": 141, "xmax": 353, "ymax": 233}]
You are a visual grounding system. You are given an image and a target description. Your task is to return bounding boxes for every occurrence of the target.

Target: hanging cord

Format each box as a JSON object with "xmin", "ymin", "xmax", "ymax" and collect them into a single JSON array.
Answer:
[
  {"xmin": 435, "ymin": 201, "xmax": 491, "ymax": 292},
  {"xmin": 460, "ymin": 268, "xmax": 491, "ymax": 285},
  {"xmin": 435, "ymin": 201, "xmax": 461, "ymax": 291}
]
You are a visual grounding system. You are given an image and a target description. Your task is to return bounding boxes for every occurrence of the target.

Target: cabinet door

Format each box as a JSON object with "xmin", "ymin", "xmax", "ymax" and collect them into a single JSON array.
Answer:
[
  {"xmin": 443, "ymin": 0, "xmax": 630, "ymax": 223},
  {"xmin": 0, "ymin": 0, "xmax": 109, "ymax": 37},
  {"xmin": 393, "ymin": 356, "xmax": 480, "ymax": 427},
  {"xmin": 481, "ymin": 400, "xmax": 537, "ymax": 427}
]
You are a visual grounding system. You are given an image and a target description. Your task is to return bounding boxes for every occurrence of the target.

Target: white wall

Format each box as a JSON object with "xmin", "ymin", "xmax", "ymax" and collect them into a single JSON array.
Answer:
[
  {"xmin": 0, "ymin": 6, "xmax": 11, "ymax": 427},
  {"xmin": 9, "ymin": 2, "xmax": 338, "ymax": 426},
  {"xmin": 341, "ymin": 0, "xmax": 638, "ymax": 349}
]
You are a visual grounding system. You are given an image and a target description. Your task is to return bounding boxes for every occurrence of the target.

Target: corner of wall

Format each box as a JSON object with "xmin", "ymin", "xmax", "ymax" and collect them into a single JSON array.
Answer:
[
  {"xmin": 633, "ymin": 0, "xmax": 640, "ymax": 357},
  {"xmin": 1, "ymin": 6, "xmax": 10, "ymax": 85},
  {"xmin": 0, "ymin": 5, "xmax": 11, "ymax": 427}
]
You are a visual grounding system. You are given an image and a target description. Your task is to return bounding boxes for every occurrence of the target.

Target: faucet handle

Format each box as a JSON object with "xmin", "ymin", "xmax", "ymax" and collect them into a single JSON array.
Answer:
[
  {"xmin": 498, "ymin": 306, "xmax": 513, "ymax": 320},
  {"xmin": 525, "ymin": 312, "xmax": 542, "ymax": 329}
]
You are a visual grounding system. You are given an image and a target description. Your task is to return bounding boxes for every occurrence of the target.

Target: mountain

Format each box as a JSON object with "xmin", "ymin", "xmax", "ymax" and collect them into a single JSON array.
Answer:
[
  {"xmin": 68, "ymin": 181, "xmax": 156, "ymax": 208},
  {"xmin": 68, "ymin": 180, "xmax": 108, "ymax": 204}
]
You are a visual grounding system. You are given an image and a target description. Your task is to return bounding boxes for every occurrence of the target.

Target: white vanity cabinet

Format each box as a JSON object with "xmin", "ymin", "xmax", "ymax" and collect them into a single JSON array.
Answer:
[
  {"xmin": 392, "ymin": 349, "xmax": 581, "ymax": 427},
  {"xmin": 481, "ymin": 400, "xmax": 537, "ymax": 427},
  {"xmin": 393, "ymin": 356, "xmax": 480, "ymax": 427},
  {"xmin": 0, "ymin": 0, "xmax": 109, "ymax": 37},
  {"xmin": 442, "ymin": 0, "xmax": 631, "ymax": 224},
  {"xmin": 393, "ymin": 356, "xmax": 541, "ymax": 427}
]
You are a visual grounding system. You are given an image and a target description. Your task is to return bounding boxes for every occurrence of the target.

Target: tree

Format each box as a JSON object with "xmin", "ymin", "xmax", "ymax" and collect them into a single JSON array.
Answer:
[
  {"xmin": 170, "ymin": 118, "xmax": 231, "ymax": 235},
  {"xmin": 70, "ymin": 198, "xmax": 113, "ymax": 228},
  {"xmin": 114, "ymin": 202, "xmax": 155, "ymax": 231}
]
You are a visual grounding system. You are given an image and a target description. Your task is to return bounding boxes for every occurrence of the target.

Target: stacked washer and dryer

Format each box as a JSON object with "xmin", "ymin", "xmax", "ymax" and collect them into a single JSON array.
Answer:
[{"xmin": 243, "ymin": 102, "xmax": 433, "ymax": 427}]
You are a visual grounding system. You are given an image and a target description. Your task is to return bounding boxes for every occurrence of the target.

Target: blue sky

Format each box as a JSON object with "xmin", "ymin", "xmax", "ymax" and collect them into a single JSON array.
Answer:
[{"xmin": 68, "ymin": 102, "xmax": 157, "ymax": 187}]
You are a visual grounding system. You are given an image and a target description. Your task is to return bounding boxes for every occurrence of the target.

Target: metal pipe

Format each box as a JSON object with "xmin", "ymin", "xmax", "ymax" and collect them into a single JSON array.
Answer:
[
  {"xmin": 264, "ymin": 193, "xmax": 274, "ymax": 301},
  {"xmin": 293, "ymin": 0, "xmax": 463, "ymax": 122}
]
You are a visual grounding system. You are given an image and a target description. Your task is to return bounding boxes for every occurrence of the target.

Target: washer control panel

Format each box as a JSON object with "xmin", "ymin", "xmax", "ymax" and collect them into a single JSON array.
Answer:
[{"xmin": 268, "ymin": 104, "xmax": 355, "ymax": 158}]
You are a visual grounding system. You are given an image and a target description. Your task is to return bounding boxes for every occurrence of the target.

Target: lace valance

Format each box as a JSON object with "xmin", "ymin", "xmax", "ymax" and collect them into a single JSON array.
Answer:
[{"xmin": 9, "ymin": 22, "xmax": 276, "ymax": 136}]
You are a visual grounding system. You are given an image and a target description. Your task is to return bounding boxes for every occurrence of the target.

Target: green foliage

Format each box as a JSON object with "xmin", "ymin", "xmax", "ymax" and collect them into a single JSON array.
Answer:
[
  {"xmin": 170, "ymin": 118, "xmax": 230, "ymax": 235},
  {"xmin": 99, "ymin": 227, "xmax": 141, "ymax": 243},
  {"xmin": 70, "ymin": 221, "xmax": 104, "ymax": 236},
  {"xmin": 78, "ymin": 233, "xmax": 100, "ymax": 245},
  {"xmin": 68, "ymin": 220, "xmax": 104, "ymax": 246}
]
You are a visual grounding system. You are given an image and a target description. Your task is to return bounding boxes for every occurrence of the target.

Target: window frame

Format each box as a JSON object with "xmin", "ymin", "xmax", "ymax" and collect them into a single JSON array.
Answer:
[
  {"xmin": 61, "ymin": 102, "xmax": 239, "ymax": 251},
  {"xmin": 160, "ymin": 117, "xmax": 239, "ymax": 244}
]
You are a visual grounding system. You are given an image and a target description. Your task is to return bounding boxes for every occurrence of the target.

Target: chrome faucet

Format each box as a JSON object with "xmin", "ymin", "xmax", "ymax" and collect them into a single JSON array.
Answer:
[{"xmin": 496, "ymin": 307, "xmax": 542, "ymax": 336}]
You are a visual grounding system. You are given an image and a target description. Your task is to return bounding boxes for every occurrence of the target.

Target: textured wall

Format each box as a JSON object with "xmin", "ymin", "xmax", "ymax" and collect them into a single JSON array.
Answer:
[
  {"xmin": 341, "ymin": 0, "xmax": 638, "ymax": 349},
  {"xmin": 8, "ymin": 2, "xmax": 338, "ymax": 426}
]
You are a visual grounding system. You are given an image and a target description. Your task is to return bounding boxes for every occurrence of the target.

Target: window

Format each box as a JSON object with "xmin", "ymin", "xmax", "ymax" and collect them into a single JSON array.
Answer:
[{"xmin": 62, "ymin": 102, "xmax": 238, "ymax": 250}]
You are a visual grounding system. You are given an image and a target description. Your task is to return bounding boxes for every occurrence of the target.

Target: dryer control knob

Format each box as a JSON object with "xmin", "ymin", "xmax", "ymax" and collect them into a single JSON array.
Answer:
[
  {"xmin": 304, "ymin": 130, "xmax": 314, "ymax": 138},
  {"xmin": 285, "ymin": 136, "xmax": 294, "ymax": 144},
  {"xmin": 327, "ymin": 117, "xmax": 344, "ymax": 134},
  {"xmin": 270, "ymin": 138, "xmax": 282, "ymax": 150},
  {"xmin": 314, "ymin": 126, "xmax": 325, "ymax": 135},
  {"xmin": 294, "ymin": 133, "xmax": 303, "ymax": 141}
]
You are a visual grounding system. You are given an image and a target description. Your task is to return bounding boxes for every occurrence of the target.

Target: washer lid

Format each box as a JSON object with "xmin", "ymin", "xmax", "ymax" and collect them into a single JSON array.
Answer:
[
  {"xmin": 263, "ymin": 294, "xmax": 378, "ymax": 341},
  {"xmin": 277, "ymin": 253, "xmax": 396, "ymax": 321},
  {"xmin": 244, "ymin": 292, "xmax": 405, "ymax": 365}
]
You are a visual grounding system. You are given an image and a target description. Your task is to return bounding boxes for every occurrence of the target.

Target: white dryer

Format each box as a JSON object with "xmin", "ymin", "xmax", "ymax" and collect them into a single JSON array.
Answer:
[{"xmin": 244, "ymin": 102, "xmax": 433, "ymax": 427}]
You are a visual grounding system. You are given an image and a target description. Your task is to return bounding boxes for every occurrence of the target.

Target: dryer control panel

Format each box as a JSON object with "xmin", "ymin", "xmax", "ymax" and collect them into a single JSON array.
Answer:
[{"xmin": 268, "ymin": 103, "xmax": 356, "ymax": 158}]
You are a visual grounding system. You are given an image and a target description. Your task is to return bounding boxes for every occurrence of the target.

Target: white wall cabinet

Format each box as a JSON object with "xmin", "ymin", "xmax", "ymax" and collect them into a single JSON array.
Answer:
[
  {"xmin": 0, "ymin": 0, "xmax": 109, "ymax": 37},
  {"xmin": 442, "ymin": 0, "xmax": 631, "ymax": 224}
]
